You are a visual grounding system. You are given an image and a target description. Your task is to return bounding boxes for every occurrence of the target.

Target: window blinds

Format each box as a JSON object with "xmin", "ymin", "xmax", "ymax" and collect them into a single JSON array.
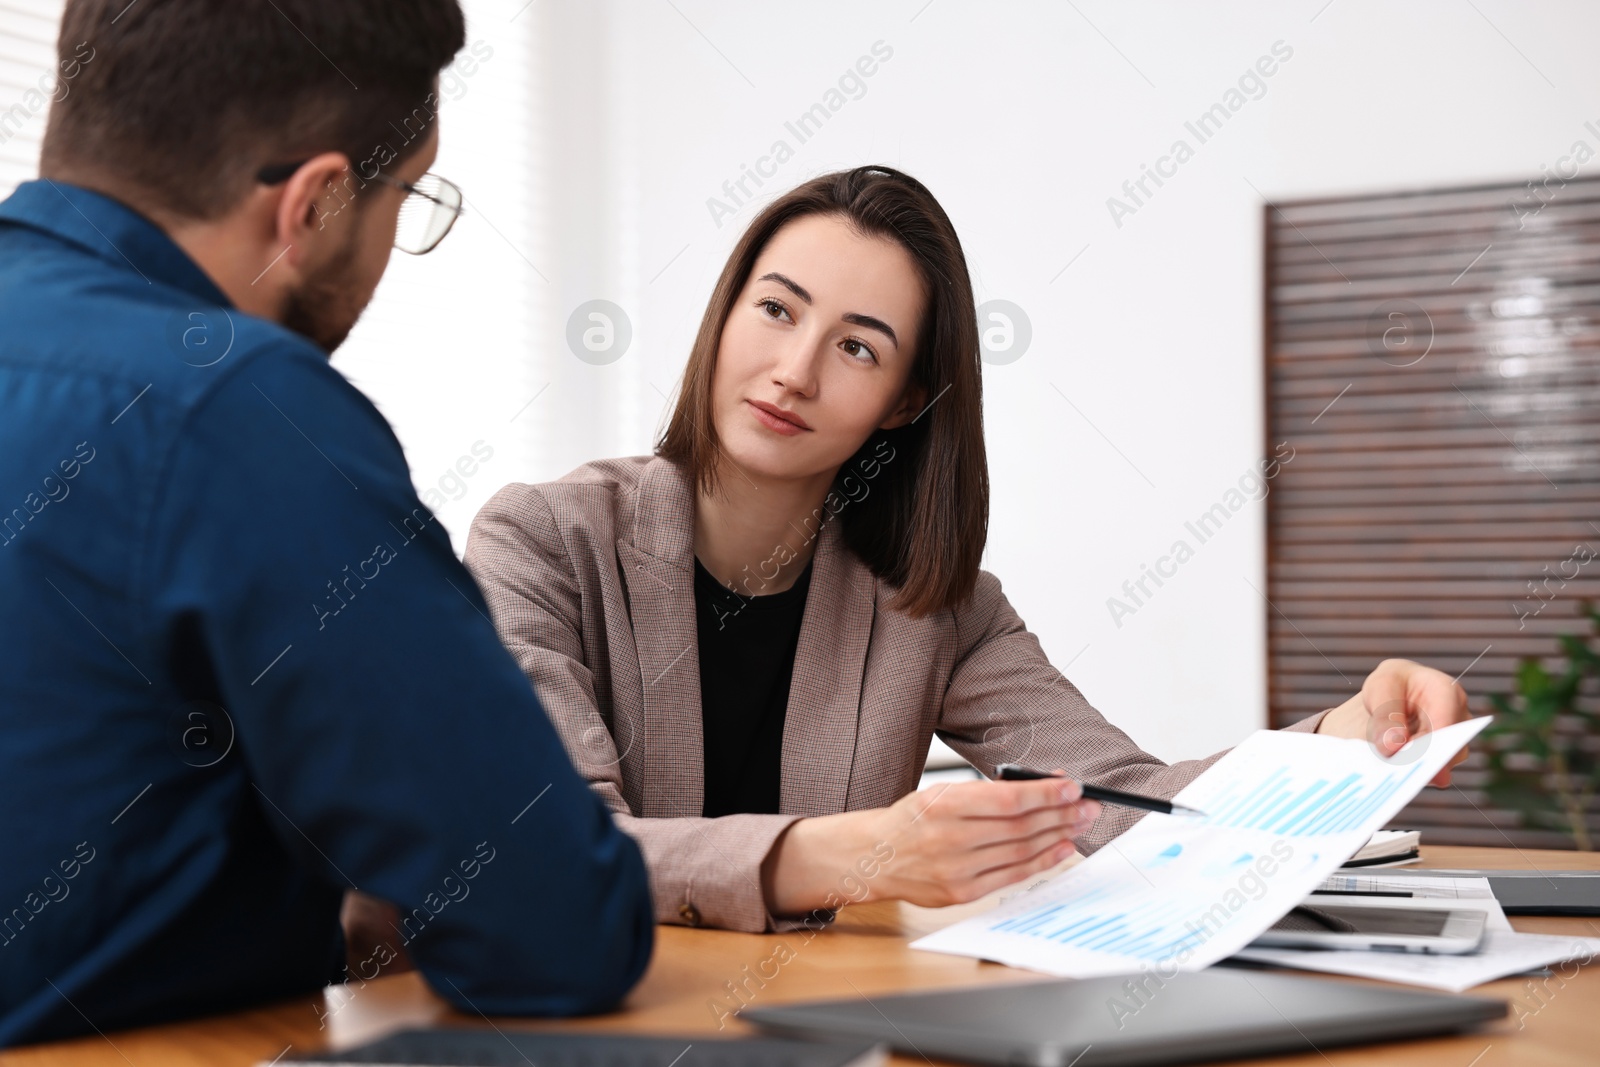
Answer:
[{"xmin": 1264, "ymin": 176, "xmax": 1600, "ymax": 848}]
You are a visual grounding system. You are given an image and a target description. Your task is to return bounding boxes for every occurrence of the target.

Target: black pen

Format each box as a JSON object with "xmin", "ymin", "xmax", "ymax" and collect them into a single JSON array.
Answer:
[{"xmin": 995, "ymin": 764, "xmax": 1208, "ymax": 817}]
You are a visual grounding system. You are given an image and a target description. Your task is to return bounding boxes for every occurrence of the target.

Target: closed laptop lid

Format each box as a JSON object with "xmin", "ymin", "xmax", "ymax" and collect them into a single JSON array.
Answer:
[{"xmin": 745, "ymin": 970, "xmax": 1505, "ymax": 1067}]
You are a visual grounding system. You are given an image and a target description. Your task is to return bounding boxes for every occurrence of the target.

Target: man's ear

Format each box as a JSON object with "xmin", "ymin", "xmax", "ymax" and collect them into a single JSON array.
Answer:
[
  {"xmin": 268, "ymin": 152, "xmax": 358, "ymax": 275},
  {"xmin": 879, "ymin": 380, "xmax": 928, "ymax": 430}
]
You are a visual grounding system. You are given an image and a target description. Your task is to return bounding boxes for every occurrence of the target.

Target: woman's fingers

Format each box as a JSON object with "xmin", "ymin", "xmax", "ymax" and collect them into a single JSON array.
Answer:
[
  {"xmin": 956, "ymin": 834, "xmax": 1081, "ymax": 903},
  {"xmin": 1429, "ymin": 746, "xmax": 1471, "ymax": 787},
  {"xmin": 968, "ymin": 805, "xmax": 1099, "ymax": 867},
  {"xmin": 911, "ymin": 781, "xmax": 1098, "ymax": 852},
  {"xmin": 957, "ymin": 775, "xmax": 1085, "ymax": 813},
  {"xmin": 964, "ymin": 797, "xmax": 1102, "ymax": 851},
  {"xmin": 913, "ymin": 779, "xmax": 1102, "ymax": 841},
  {"xmin": 896, "ymin": 823, "xmax": 1080, "ymax": 908},
  {"xmin": 884, "ymin": 780, "xmax": 1107, "ymax": 907},
  {"xmin": 1360, "ymin": 658, "xmax": 1472, "ymax": 755},
  {"xmin": 927, "ymin": 800, "xmax": 1100, "ymax": 897},
  {"xmin": 953, "ymin": 793, "xmax": 1099, "ymax": 846}
]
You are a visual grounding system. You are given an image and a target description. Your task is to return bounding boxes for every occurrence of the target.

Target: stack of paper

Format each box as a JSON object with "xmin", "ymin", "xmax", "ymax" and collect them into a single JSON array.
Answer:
[{"xmin": 1231, "ymin": 872, "xmax": 1600, "ymax": 992}]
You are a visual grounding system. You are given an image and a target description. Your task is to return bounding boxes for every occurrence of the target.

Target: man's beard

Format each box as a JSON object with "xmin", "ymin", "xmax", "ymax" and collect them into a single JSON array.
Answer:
[{"xmin": 282, "ymin": 236, "xmax": 368, "ymax": 354}]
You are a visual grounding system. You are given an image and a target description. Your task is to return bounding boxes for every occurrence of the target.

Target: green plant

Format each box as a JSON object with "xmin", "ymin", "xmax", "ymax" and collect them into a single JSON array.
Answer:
[{"xmin": 1483, "ymin": 601, "xmax": 1600, "ymax": 850}]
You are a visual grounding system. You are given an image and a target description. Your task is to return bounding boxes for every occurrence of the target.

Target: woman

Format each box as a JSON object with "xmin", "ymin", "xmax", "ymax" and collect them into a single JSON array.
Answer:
[{"xmin": 464, "ymin": 166, "xmax": 1469, "ymax": 933}]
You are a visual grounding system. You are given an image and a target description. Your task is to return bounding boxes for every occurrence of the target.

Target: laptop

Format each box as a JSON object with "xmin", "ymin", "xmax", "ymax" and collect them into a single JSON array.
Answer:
[
  {"xmin": 270, "ymin": 1032, "xmax": 886, "ymax": 1067},
  {"xmin": 744, "ymin": 970, "xmax": 1505, "ymax": 1067}
]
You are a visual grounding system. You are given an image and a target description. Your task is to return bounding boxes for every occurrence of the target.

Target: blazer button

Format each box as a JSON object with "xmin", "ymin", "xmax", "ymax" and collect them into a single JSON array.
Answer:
[{"xmin": 678, "ymin": 902, "xmax": 702, "ymax": 927}]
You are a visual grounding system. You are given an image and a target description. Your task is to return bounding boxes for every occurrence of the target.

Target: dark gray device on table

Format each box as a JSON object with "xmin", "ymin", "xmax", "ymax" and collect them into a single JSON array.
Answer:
[
  {"xmin": 745, "ymin": 971, "xmax": 1505, "ymax": 1067},
  {"xmin": 1380, "ymin": 869, "xmax": 1600, "ymax": 915},
  {"xmin": 270, "ymin": 1032, "xmax": 886, "ymax": 1067}
]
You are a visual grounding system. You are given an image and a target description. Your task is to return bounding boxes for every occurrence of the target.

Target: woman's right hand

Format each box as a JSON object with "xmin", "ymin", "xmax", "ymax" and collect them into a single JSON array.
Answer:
[{"xmin": 762, "ymin": 775, "xmax": 1102, "ymax": 916}]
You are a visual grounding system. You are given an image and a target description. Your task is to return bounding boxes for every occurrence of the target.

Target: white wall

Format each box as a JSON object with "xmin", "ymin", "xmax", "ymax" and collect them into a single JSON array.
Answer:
[
  {"xmin": 8, "ymin": 1, "xmax": 1596, "ymax": 764},
  {"xmin": 366, "ymin": 0, "xmax": 1593, "ymax": 764},
  {"xmin": 0, "ymin": 2, "xmax": 64, "ymax": 189}
]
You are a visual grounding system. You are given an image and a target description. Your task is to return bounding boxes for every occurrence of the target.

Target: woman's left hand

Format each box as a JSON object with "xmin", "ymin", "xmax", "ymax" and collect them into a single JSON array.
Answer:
[{"xmin": 1315, "ymin": 658, "xmax": 1472, "ymax": 786}]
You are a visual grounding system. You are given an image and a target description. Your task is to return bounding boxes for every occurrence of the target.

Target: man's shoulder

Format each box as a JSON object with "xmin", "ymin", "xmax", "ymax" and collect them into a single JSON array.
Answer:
[{"xmin": 0, "ymin": 233, "xmax": 338, "ymax": 425}]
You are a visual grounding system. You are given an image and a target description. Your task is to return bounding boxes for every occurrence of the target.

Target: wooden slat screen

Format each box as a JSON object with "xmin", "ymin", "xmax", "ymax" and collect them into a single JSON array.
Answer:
[{"xmin": 1264, "ymin": 175, "xmax": 1600, "ymax": 849}]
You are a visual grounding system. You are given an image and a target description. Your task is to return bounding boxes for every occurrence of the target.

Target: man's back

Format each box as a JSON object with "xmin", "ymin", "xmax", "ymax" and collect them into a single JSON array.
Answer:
[{"xmin": 0, "ymin": 179, "xmax": 653, "ymax": 1046}]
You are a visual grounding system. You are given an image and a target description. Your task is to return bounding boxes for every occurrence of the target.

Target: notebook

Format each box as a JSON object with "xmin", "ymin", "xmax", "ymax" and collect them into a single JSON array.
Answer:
[{"xmin": 1341, "ymin": 829, "xmax": 1420, "ymax": 867}]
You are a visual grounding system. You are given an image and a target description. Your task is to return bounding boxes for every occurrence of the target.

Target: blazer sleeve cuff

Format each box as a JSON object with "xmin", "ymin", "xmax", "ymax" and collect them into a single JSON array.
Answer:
[
  {"xmin": 1283, "ymin": 708, "xmax": 1333, "ymax": 734},
  {"xmin": 615, "ymin": 811, "xmax": 805, "ymax": 933}
]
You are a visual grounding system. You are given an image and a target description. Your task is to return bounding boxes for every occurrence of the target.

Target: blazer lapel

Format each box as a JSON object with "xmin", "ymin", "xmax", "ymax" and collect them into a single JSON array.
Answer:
[
  {"xmin": 618, "ymin": 459, "xmax": 703, "ymax": 819},
  {"xmin": 781, "ymin": 516, "xmax": 875, "ymax": 816},
  {"xmin": 619, "ymin": 459, "xmax": 878, "ymax": 820}
]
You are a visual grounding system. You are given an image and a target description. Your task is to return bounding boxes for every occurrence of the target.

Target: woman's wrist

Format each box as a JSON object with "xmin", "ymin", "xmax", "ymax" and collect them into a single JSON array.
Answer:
[
  {"xmin": 760, "ymin": 809, "xmax": 890, "ymax": 918},
  {"xmin": 1315, "ymin": 693, "xmax": 1366, "ymax": 738}
]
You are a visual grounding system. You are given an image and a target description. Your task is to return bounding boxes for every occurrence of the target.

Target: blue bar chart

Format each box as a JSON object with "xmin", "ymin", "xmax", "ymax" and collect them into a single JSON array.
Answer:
[
  {"xmin": 1197, "ymin": 760, "xmax": 1424, "ymax": 837},
  {"xmin": 974, "ymin": 755, "xmax": 1434, "ymax": 967},
  {"xmin": 990, "ymin": 885, "xmax": 1212, "ymax": 964}
]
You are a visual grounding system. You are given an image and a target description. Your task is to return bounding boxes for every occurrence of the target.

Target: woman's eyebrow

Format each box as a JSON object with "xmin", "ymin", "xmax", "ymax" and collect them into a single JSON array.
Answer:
[
  {"xmin": 757, "ymin": 272, "xmax": 900, "ymax": 349},
  {"xmin": 843, "ymin": 312, "xmax": 898, "ymax": 349},
  {"xmin": 758, "ymin": 272, "xmax": 812, "ymax": 303}
]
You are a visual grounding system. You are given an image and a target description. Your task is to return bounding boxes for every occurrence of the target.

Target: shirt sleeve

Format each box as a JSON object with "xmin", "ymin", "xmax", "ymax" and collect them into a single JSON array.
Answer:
[
  {"xmin": 464, "ymin": 483, "xmax": 807, "ymax": 934},
  {"xmin": 141, "ymin": 344, "xmax": 654, "ymax": 1015},
  {"xmin": 936, "ymin": 570, "xmax": 1330, "ymax": 852}
]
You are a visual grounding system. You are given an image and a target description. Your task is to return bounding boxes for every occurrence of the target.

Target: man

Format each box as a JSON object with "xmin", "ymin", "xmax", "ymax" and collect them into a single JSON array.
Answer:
[{"xmin": 0, "ymin": 0, "xmax": 652, "ymax": 1046}]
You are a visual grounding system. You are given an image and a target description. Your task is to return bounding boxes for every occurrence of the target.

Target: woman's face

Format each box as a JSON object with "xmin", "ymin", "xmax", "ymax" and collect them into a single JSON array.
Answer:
[{"xmin": 711, "ymin": 213, "xmax": 927, "ymax": 485}]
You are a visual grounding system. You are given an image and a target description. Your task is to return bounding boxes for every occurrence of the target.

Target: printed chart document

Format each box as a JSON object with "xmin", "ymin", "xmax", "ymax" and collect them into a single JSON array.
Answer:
[{"xmin": 911, "ymin": 716, "xmax": 1493, "ymax": 977}]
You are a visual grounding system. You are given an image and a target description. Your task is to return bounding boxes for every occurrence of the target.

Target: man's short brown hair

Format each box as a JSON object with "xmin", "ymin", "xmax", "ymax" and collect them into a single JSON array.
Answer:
[{"xmin": 42, "ymin": 0, "xmax": 467, "ymax": 220}]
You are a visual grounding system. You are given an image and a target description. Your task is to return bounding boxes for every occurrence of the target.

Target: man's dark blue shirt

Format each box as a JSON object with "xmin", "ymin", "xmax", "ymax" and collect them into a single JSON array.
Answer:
[{"xmin": 0, "ymin": 180, "xmax": 654, "ymax": 1046}]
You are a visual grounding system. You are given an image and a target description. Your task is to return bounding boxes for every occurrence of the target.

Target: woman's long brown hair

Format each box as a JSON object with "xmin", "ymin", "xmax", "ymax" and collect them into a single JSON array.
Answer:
[{"xmin": 656, "ymin": 166, "xmax": 987, "ymax": 617}]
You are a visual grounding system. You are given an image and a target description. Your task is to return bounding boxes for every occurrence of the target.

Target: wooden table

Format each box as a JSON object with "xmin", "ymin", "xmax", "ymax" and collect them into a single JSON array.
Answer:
[{"xmin": 5, "ymin": 847, "xmax": 1597, "ymax": 1066}]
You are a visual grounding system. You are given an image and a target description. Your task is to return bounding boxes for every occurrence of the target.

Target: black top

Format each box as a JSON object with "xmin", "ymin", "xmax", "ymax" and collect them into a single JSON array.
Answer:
[{"xmin": 693, "ymin": 556, "xmax": 814, "ymax": 818}]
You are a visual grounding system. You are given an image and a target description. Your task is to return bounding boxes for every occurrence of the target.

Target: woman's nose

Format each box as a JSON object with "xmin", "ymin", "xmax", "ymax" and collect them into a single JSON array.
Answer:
[{"xmin": 770, "ymin": 336, "xmax": 823, "ymax": 396}]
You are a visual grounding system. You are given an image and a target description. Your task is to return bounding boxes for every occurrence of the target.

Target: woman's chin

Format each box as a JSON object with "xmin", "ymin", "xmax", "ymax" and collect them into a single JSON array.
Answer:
[
  {"xmin": 722, "ymin": 450, "xmax": 801, "ymax": 484},
  {"xmin": 719, "ymin": 435, "xmax": 830, "ymax": 486}
]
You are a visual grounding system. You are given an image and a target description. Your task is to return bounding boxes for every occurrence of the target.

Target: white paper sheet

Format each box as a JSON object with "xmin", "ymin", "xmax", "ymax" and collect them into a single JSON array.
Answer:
[
  {"xmin": 1316, "ymin": 871, "xmax": 1514, "ymax": 930},
  {"xmin": 910, "ymin": 716, "xmax": 1493, "ymax": 977},
  {"xmin": 1234, "ymin": 927, "xmax": 1600, "ymax": 992},
  {"xmin": 1229, "ymin": 873, "xmax": 1600, "ymax": 991}
]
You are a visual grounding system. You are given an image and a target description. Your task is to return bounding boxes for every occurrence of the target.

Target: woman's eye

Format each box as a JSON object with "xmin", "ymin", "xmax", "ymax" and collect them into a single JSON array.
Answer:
[
  {"xmin": 758, "ymin": 298, "xmax": 790, "ymax": 321},
  {"xmin": 842, "ymin": 339, "xmax": 877, "ymax": 363}
]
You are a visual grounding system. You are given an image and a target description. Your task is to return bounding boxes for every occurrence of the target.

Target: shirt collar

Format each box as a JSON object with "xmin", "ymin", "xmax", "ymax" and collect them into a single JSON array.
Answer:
[{"xmin": 0, "ymin": 179, "xmax": 233, "ymax": 308}]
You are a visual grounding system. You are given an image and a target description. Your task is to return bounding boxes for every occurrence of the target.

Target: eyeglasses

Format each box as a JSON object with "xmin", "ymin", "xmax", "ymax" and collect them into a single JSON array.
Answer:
[{"xmin": 255, "ymin": 161, "xmax": 465, "ymax": 255}]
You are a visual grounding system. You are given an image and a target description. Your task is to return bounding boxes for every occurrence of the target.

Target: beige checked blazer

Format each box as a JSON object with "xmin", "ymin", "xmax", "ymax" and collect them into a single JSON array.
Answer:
[{"xmin": 463, "ymin": 456, "xmax": 1330, "ymax": 933}]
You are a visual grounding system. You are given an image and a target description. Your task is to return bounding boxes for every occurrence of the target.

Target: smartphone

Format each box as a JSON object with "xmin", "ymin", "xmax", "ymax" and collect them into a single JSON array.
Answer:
[{"xmin": 1249, "ymin": 899, "xmax": 1487, "ymax": 954}]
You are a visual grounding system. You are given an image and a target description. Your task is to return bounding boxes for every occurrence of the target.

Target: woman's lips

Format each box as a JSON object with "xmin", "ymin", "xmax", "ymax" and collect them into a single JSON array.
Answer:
[{"xmin": 747, "ymin": 399, "xmax": 811, "ymax": 435}]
